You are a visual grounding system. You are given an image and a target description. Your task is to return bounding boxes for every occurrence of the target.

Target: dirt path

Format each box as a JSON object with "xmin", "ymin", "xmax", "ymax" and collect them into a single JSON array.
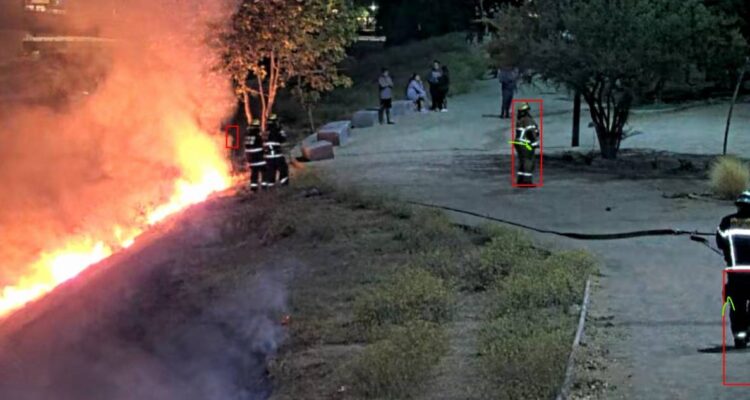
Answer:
[
  {"xmin": 418, "ymin": 293, "xmax": 484, "ymax": 400},
  {"xmin": 318, "ymin": 80, "xmax": 750, "ymax": 399}
]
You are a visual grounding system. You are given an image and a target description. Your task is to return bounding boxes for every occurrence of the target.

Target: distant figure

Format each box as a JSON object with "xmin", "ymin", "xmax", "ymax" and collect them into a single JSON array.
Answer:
[
  {"xmin": 378, "ymin": 67, "xmax": 395, "ymax": 125},
  {"xmin": 406, "ymin": 73, "xmax": 428, "ymax": 112},
  {"xmin": 437, "ymin": 65, "xmax": 450, "ymax": 112},
  {"xmin": 499, "ymin": 66, "xmax": 519, "ymax": 119},
  {"xmin": 427, "ymin": 60, "xmax": 443, "ymax": 111}
]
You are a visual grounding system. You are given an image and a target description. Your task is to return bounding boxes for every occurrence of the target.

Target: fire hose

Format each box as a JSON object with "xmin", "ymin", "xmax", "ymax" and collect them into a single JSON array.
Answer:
[{"xmin": 405, "ymin": 200, "xmax": 723, "ymax": 256}]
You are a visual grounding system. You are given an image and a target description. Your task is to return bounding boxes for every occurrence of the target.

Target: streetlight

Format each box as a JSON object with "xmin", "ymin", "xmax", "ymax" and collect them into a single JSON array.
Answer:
[{"xmin": 369, "ymin": 3, "xmax": 378, "ymax": 13}]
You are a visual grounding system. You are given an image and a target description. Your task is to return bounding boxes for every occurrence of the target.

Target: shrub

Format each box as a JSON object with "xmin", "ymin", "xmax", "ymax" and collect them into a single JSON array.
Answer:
[
  {"xmin": 491, "ymin": 250, "xmax": 596, "ymax": 315},
  {"xmin": 354, "ymin": 268, "xmax": 455, "ymax": 330},
  {"xmin": 479, "ymin": 310, "xmax": 573, "ymax": 399},
  {"xmin": 350, "ymin": 321, "xmax": 448, "ymax": 398},
  {"xmin": 463, "ymin": 228, "xmax": 542, "ymax": 290},
  {"xmin": 710, "ymin": 156, "xmax": 750, "ymax": 199}
]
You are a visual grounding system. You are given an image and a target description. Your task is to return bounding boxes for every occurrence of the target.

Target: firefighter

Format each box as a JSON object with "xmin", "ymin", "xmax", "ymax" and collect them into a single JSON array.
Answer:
[
  {"xmin": 245, "ymin": 119, "xmax": 266, "ymax": 192},
  {"xmin": 513, "ymin": 102, "xmax": 540, "ymax": 185},
  {"xmin": 717, "ymin": 191, "xmax": 750, "ymax": 348},
  {"xmin": 264, "ymin": 114, "xmax": 289, "ymax": 188}
]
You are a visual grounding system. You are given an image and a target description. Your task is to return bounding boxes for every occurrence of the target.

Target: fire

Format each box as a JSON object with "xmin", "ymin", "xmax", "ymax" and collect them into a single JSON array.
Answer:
[{"xmin": 0, "ymin": 120, "xmax": 232, "ymax": 318}]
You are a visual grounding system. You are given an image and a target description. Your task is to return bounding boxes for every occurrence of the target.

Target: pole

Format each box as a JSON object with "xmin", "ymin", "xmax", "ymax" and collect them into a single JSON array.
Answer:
[
  {"xmin": 572, "ymin": 91, "xmax": 581, "ymax": 147},
  {"xmin": 723, "ymin": 59, "xmax": 749, "ymax": 155}
]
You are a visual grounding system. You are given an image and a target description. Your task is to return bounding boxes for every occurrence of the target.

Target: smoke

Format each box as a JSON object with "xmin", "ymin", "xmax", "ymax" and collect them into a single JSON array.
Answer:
[
  {"xmin": 0, "ymin": 267, "xmax": 289, "ymax": 400},
  {"xmin": 0, "ymin": 0, "xmax": 236, "ymax": 285}
]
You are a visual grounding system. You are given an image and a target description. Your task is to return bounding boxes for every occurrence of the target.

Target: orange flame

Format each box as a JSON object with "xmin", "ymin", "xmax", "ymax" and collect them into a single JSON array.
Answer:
[{"xmin": 0, "ymin": 120, "xmax": 231, "ymax": 318}]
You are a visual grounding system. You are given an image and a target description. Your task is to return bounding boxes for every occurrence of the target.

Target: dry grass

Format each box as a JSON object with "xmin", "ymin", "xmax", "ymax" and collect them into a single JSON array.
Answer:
[
  {"xmin": 710, "ymin": 156, "xmax": 750, "ymax": 199},
  {"xmin": 266, "ymin": 171, "xmax": 595, "ymax": 400}
]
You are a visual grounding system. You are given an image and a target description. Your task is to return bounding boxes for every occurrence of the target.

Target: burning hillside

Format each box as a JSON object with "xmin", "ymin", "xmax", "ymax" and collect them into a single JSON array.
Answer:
[{"xmin": 0, "ymin": 0, "xmax": 237, "ymax": 317}]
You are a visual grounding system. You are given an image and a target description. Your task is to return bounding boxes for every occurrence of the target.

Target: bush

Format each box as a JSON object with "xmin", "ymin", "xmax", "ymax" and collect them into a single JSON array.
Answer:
[
  {"xmin": 354, "ymin": 268, "xmax": 455, "ymax": 330},
  {"xmin": 710, "ymin": 156, "xmax": 750, "ymax": 199},
  {"xmin": 479, "ymin": 310, "xmax": 573, "ymax": 400},
  {"xmin": 491, "ymin": 250, "xmax": 596, "ymax": 315},
  {"xmin": 463, "ymin": 227, "xmax": 542, "ymax": 290},
  {"xmin": 350, "ymin": 321, "xmax": 448, "ymax": 398}
]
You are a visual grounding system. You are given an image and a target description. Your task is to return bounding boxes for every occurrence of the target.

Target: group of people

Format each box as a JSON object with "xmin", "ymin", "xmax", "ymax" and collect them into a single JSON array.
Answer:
[
  {"xmin": 377, "ymin": 60, "xmax": 451, "ymax": 124},
  {"xmin": 244, "ymin": 114, "xmax": 290, "ymax": 192}
]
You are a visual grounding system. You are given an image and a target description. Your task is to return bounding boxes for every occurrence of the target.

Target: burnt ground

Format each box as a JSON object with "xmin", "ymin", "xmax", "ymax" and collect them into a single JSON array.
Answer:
[{"xmin": 0, "ymin": 189, "xmax": 300, "ymax": 400}]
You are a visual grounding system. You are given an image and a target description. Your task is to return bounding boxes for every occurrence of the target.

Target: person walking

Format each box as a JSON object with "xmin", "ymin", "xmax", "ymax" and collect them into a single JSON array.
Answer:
[
  {"xmin": 378, "ymin": 68, "xmax": 395, "ymax": 125},
  {"xmin": 716, "ymin": 191, "xmax": 750, "ymax": 348},
  {"xmin": 406, "ymin": 73, "xmax": 428, "ymax": 112},
  {"xmin": 244, "ymin": 119, "xmax": 266, "ymax": 192},
  {"xmin": 499, "ymin": 66, "xmax": 519, "ymax": 119},
  {"xmin": 513, "ymin": 102, "xmax": 540, "ymax": 185},
  {"xmin": 427, "ymin": 60, "xmax": 443, "ymax": 111},
  {"xmin": 437, "ymin": 65, "xmax": 450, "ymax": 112},
  {"xmin": 263, "ymin": 114, "xmax": 290, "ymax": 188}
]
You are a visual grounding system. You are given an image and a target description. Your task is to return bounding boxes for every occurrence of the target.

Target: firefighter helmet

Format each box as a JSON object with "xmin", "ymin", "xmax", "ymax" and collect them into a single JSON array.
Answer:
[
  {"xmin": 517, "ymin": 102, "xmax": 531, "ymax": 114},
  {"xmin": 736, "ymin": 191, "xmax": 750, "ymax": 207}
]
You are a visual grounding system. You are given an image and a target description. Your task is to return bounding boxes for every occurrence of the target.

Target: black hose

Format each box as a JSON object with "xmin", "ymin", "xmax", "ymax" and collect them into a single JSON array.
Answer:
[{"xmin": 406, "ymin": 200, "xmax": 715, "ymax": 240}]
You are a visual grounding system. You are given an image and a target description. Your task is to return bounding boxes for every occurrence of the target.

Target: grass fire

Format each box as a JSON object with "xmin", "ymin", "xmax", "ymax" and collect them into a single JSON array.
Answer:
[{"xmin": 0, "ymin": 0, "xmax": 235, "ymax": 317}]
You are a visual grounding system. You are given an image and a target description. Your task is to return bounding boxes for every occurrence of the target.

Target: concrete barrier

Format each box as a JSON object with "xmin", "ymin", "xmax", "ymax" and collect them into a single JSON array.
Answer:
[
  {"xmin": 391, "ymin": 100, "xmax": 415, "ymax": 117},
  {"xmin": 352, "ymin": 109, "xmax": 379, "ymax": 128},
  {"xmin": 301, "ymin": 140, "xmax": 334, "ymax": 161},
  {"xmin": 317, "ymin": 120, "xmax": 351, "ymax": 146}
]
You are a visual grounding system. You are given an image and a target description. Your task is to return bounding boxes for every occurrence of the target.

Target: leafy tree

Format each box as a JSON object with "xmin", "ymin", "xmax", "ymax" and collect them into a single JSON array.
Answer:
[
  {"xmin": 488, "ymin": 0, "xmax": 747, "ymax": 159},
  {"xmin": 218, "ymin": 0, "xmax": 358, "ymax": 132}
]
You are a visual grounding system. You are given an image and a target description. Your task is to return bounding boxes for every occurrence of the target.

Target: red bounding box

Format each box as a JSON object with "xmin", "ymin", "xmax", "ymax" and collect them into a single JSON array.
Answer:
[
  {"xmin": 225, "ymin": 125, "xmax": 240, "ymax": 150},
  {"xmin": 510, "ymin": 99, "xmax": 544, "ymax": 188}
]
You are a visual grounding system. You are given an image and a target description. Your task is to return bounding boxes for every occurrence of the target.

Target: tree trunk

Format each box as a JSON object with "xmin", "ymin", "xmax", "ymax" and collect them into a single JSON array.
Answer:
[
  {"xmin": 243, "ymin": 92, "xmax": 253, "ymax": 124},
  {"xmin": 307, "ymin": 106, "xmax": 315, "ymax": 133},
  {"xmin": 598, "ymin": 133, "xmax": 619, "ymax": 159}
]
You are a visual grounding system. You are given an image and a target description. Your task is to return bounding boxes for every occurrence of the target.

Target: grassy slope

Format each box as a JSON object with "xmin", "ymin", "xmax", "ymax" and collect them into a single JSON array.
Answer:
[{"xmin": 276, "ymin": 34, "xmax": 489, "ymax": 138}]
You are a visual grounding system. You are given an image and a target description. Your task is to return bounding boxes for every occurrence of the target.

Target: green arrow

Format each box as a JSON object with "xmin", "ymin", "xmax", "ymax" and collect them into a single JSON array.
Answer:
[
  {"xmin": 509, "ymin": 140, "xmax": 533, "ymax": 151},
  {"xmin": 723, "ymin": 296, "xmax": 736, "ymax": 316}
]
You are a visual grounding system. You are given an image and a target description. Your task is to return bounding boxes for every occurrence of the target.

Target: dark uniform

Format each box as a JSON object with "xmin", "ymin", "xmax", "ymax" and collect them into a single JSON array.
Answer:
[
  {"xmin": 716, "ymin": 191, "xmax": 750, "ymax": 348},
  {"xmin": 513, "ymin": 103, "xmax": 540, "ymax": 185},
  {"xmin": 264, "ymin": 116, "xmax": 289, "ymax": 188},
  {"xmin": 245, "ymin": 120, "xmax": 266, "ymax": 192}
]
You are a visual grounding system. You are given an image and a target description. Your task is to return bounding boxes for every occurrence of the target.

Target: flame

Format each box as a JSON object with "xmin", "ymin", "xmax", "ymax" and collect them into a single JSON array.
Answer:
[{"xmin": 0, "ymin": 120, "xmax": 231, "ymax": 318}]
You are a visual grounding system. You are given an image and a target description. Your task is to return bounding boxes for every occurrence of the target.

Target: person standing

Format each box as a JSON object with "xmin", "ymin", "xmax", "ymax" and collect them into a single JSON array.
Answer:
[
  {"xmin": 499, "ymin": 66, "xmax": 519, "ymax": 119},
  {"xmin": 427, "ymin": 60, "xmax": 443, "ymax": 111},
  {"xmin": 244, "ymin": 119, "xmax": 266, "ymax": 192},
  {"xmin": 437, "ymin": 65, "xmax": 450, "ymax": 112},
  {"xmin": 716, "ymin": 191, "xmax": 750, "ymax": 348},
  {"xmin": 513, "ymin": 102, "xmax": 540, "ymax": 185},
  {"xmin": 378, "ymin": 68, "xmax": 395, "ymax": 125},
  {"xmin": 264, "ymin": 114, "xmax": 289, "ymax": 188},
  {"xmin": 406, "ymin": 73, "xmax": 428, "ymax": 112}
]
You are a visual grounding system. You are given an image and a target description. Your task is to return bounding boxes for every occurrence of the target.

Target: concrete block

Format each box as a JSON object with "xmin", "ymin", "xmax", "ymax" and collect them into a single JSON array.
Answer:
[
  {"xmin": 301, "ymin": 140, "xmax": 334, "ymax": 161},
  {"xmin": 317, "ymin": 120, "xmax": 351, "ymax": 146},
  {"xmin": 391, "ymin": 100, "xmax": 415, "ymax": 117},
  {"xmin": 303, "ymin": 133, "xmax": 318, "ymax": 146},
  {"xmin": 352, "ymin": 109, "xmax": 379, "ymax": 128}
]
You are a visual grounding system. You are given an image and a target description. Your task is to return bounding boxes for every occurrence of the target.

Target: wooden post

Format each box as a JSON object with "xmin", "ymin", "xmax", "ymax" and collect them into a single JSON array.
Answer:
[
  {"xmin": 723, "ymin": 59, "xmax": 748, "ymax": 155},
  {"xmin": 572, "ymin": 91, "xmax": 581, "ymax": 147}
]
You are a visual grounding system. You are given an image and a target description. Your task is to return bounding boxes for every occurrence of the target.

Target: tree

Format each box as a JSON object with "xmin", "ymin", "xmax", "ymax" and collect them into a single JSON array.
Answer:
[
  {"xmin": 218, "ymin": 0, "xmax": 358, "ymax": 132},
  {"xmin": 488, "ymin": 0, "xmax": 747, "ymax": 159}
]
